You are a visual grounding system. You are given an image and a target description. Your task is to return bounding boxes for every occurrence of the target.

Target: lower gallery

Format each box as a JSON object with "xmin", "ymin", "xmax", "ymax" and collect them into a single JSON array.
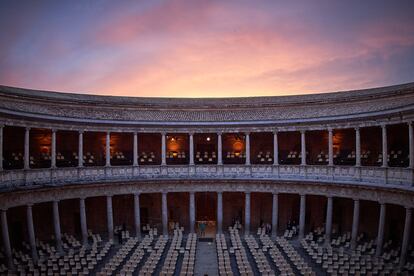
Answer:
[{"xmin": 0, "ymin": 83, "xmax": 414, "ymax": 275}]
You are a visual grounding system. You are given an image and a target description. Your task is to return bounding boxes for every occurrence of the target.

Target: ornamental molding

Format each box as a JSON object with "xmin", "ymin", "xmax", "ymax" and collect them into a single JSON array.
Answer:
[{"xmin": 0, "ymin": 179, "xmax": 413, "ymax": 209}]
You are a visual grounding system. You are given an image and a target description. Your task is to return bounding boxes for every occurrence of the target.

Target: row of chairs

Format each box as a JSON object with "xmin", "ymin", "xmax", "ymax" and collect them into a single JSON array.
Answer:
[
  {"xmin": 244, "ymin": 235, "xmax": 273, "ymax": 275},
  {"xmin": 97, "ymin": 237, "xmax": 138, "ymax": 275},
  {"xmin": 228, "ymin": 227, "xmax": 254, "ymax": 276},
  {"xmin": 116, "ymin": 232, "xmax": 155, "ymax": 275},
  {"xmin": 137, "ymin": 235, "xmax": 168, "ymax": 275},
  {"xmin": 259, "ymin": 233, "xmax": 296, "ymax": 275},
  {"xmin": 179, "ymin": 233, "xmax": 197, "ymax": 276},
  {"xmin": 302, "ymin": 228, "xmax": 414, "ymax": 275},
  {"xmin": 159, "ymin": 229, "xmax": 183, "ymax": 276},
  {"xmin": 216, "ymin": 233, "xmax": 233, "ymax": 275},
  {"xmin": 7, "ymin": 231, "xmax": 110, "ymax": 276},
  {"xmin": 276, "ymin": 237, "xmax": 315, "ymax": 275}
]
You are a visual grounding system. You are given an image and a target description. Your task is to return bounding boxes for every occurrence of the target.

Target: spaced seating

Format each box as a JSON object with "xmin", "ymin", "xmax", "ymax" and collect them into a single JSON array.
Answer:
[
  {"xmin": 301, "ymin": 228, "xmax": 414, "ymax": 275},
  {"xmin": 216, "ymin": 233, "xmax": 233, "ymax": 276},
  {"xmin": 8, "ymin": 231, "xmax": 111, "ymax": 275},
  {"xmin": 179, "ymin": 233, "xmax": 197, "ymax": 275},
  {"xmin": 228, "ymin": 226, "xmax": 254, "ymax": 275}
]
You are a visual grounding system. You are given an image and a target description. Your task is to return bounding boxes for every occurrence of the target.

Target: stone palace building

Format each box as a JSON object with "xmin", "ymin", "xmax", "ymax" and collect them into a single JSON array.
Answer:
[{"xmin": 0, "ymin": 83, "xmax": 413, "ymax": 275}]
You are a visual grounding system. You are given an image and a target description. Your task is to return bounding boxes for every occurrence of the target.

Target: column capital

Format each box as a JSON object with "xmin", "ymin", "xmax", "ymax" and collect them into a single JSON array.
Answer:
[
  {"xmin": 381, "ymin": 123, "xmax": 387, "ymax": 129},
  {"xmin": 161, "ymin": 191, "xmax": 168, "ymax": 195},
  {"xmin": 326, "ymin": 195, "xmax": 333, "ymax": 199},
  {"xmin": 189, "ymin": 191, "xmax": 195, "ymax": 195},
  {"xmin": 354, "ymin": 126, "xmax": 360, "ymax": 131},
  {"xmin": 161, "ymin": 131, "xmax": 167, "ymax": 136},
  {"xmin": 353, "ymin": 198, "xmax": 360, "ymax": 203},
  {"xmin": 300, "ymin": 129, "xmax": 306, "ymax": 134},
  {"xmin": 245, "ymin": 191, "xmax": 251, "ymax": 195},
  {"xmin": 272, "ymin": 192, "xmax": 279, "ymax": 196},
  {"xmin": 78, "ymin": 130, "xmax": 84, "ymax": 134},
  {"xmin": 79, "ymin": 197, "xmax": 87, "ymax": 201},
  {"xmin": 52, "ymin": 199, "xmax": 60, "ymax": 204},
  {"xmin": 51, "ymin": 128, "xmax": 57, "ymax": 133},
  {"xmin": 26, "ymin": 203, "xmax": 33, "ymax": 208},
  {"xmin": 0, "ymin": 208, "xmax": 8, "ymax": 212},
  {"xmin": 106, "ymin": 131, "xmax": 111, "ymax": 135},
  {"xmin": 134, "ymin": 192, "xmax": 141, "ymax": 196},
  {"xmin": 133, "ymin": 131, "xmax": 138, "ymax": 135},
  {"xmin": 217, "ymin": 131, "xmax": 223, "ymax": 136},
  {"xmin": 245, "ymin": 131, "xmax": 250, "ymax": 135},
  {"xmin": 217, "ymin": 191, "xmax": 223, "ymax": 195},
  {"xmin": 188, "ymin": 131, "xmax": 195, "ymax": 136}
]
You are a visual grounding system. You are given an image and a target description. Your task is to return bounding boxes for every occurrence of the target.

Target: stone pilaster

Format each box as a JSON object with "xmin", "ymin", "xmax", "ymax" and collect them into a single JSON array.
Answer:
[
  {"xmin": 189, "ymin": 192, "xmax": 195, "ymax": 233},
  {"xmin": 350, "ymin": 199, "xmax": 360, "ymax": 250},
  {"xmin": 52, "ymin": 200, "xmax": 63, "ymax": 254},
  {"xmin": 299, "ymin": 194, "xmax": 306, "ymax": 239},
  {"xmin": 271, "ymin": 193, "xmax": 278, "ymax": 237}
]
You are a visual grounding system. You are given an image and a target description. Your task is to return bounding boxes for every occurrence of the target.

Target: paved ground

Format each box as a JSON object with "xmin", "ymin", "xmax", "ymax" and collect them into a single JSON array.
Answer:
[{"xmin": 194, "ymin": 240, "xmax": 218, "ymax": 276}]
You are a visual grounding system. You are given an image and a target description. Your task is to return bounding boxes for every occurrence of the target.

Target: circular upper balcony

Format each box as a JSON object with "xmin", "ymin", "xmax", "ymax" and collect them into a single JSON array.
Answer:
[{"xmin": 0, "ymin": 83, "xmax": 413, "ymax": 194}]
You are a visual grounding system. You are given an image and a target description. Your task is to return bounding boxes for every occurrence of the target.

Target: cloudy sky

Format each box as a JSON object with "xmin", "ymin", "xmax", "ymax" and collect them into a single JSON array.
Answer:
[{"xmin": 0, "ymin": 0, "xmax": 413, "ymax": 97}]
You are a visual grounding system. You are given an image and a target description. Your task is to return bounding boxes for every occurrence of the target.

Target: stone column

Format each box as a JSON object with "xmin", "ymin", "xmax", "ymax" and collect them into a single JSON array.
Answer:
[
  {"xmin": 134, "ymin": 193, "xmax": 141, "ymax": 239},
  {"xmin": 79, "ymin": 198, "xmax": 88, "ymax": 246},
  {"xmin": 245, "ymin": 192, "xmax": 251, "ymax": 235},
  {"xmin": 51, "ymin": 129, "xmax": 57, "ymax": 168},
  {"xmin": 162, "ymin": 192, "xmax": 168, "ymax": 236},
  {"xmin": 301, "ymin": 130, "xmax": 306, "ymax": 165},
  {"xmin": 299, "ymin": 194, "xmax": 306, "ymax": 239},
  {"xmin": 133, "ymin": 132, "xmax": 138, "ymax": 167},
  {"xmin": 409, "ymin": 122, "xmax": 413, "ymax": 169},
  {"xmin": 382, "ymin": 125, "xmax": 387, "ymax": 167},
  {"xmin": 161, "ymin": 133, "xmax": 166, "ymax": 166},
  {"xmin": 355, "ymin": 127, "xmax": 361, "ymax": 166},
  {"xmin": 400, "ymin": 207, "xmax": 412, "ymax": 266},
  {"xmin": 375, "ymin": 203, "xmax": 386, "ymax": 257},
  {"xmin": 78, "ymin": 131, "xmax": 83, "ymax": 167},
  {"xmin": 52, "ymin": 200, "xmax": 63, "ymax": 254},
  {"xmin": 350, "ymin": 199, "xmax": 360, "ymax": 250},
  {"xmin": 106, "ymin": 132, "xmax": 111, "ymax": 167},
  {"xmin": 328, "ymin": 128, "xmax": 334, "ymax": 166},
  {"xmin": 24, "ymin": 127, "xmax": 30, "ymax": 169},
  {"xmin": 106, "ymin": 196, "xmax": 114, "ymax": 240},
  {"xmin": 273, "ymin": 131, "xmax": 279, "ymax": 165},
  {"xmin": 217, "ymin": 133, "xmax": 223, "ymax": 165},
  {"xmin": 0, "ymin": 126, "xmax": 3, "ymax": 171},
  {"xmin": 271, "ymin": 193, "xmax": 278, "ymax": 237},
  {"xmin": 325, "ymin": 196, "xmax": 333, "ymax": 244},
  {"xmin": 27, "ymin": 205, "xmax": 38, "ymax": 263},
  {"xmin": 1, "ymin": 209, "xmax": 13, "ymax": 269},
  {"xmin": 217, "ymin": 192, "xmax": 223, "ymax": 233},
  {"xmin": 189, "ymin": 192, "xmax": 195, "ymax": 233},
  {"xmin": 245, "ymin": 133, "xmax": 250, "ymax": 165},
  {"xmin": 189, "ymin": 133, "xmax": 194, "ymax": 165}
]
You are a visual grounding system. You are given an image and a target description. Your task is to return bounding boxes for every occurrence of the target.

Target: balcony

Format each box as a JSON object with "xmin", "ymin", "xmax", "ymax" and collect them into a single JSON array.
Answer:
[{"xmin": 0, "ymin": 164, "xmax": 412, "ymax": 192}]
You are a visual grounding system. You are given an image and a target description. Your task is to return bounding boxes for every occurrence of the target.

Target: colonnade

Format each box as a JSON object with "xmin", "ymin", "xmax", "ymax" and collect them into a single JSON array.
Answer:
[
  {"xmin": 1, "ymin": 122, "xmax": 413, "ymax": 170},
  {"xmin": 1, "ymin": 191, "xmax": 412, "ymax": 269}
]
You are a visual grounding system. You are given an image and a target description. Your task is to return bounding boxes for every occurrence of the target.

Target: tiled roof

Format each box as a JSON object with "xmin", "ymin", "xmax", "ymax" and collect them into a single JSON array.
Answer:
[{"xmin": 0, "ymin": 83, "xmax": 413, "ymax": 123}]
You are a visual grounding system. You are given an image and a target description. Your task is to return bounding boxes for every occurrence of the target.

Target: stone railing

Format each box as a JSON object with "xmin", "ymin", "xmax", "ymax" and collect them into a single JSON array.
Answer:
[{"xmin": 0, "ymin": 165, "xmax": 412, "ymax": 192}]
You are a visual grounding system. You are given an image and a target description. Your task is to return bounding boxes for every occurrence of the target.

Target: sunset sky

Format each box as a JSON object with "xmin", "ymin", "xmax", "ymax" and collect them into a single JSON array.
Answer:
[{"xmin": 0, "ymin": 0, "xmax": 414, "ymax": 98}]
